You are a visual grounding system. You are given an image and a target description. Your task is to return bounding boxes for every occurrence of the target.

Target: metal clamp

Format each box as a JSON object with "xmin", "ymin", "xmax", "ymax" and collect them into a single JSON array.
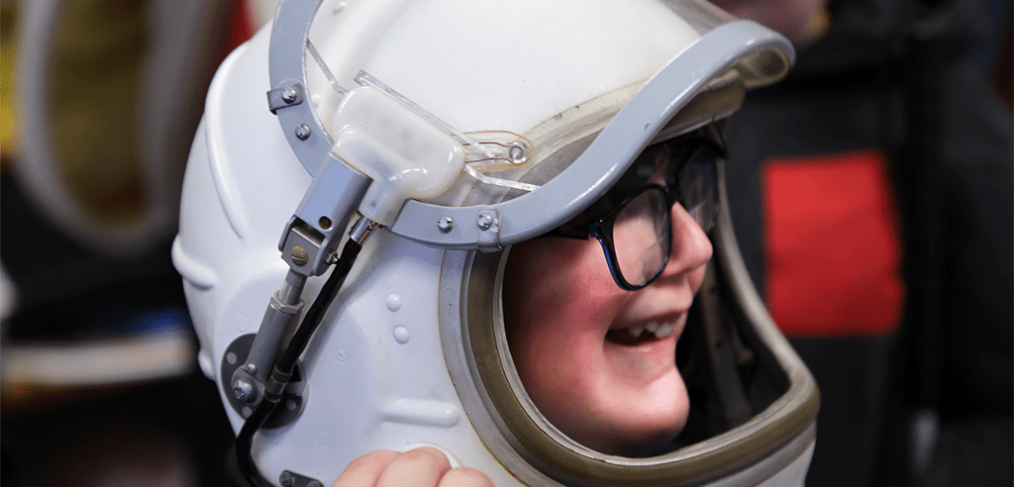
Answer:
[
  {"xmin": 279, "ymin": 470, "xmax": 324, "ymax": 487},
  {"xmin": 475, "ymin": 209, "xmax": 502, "ymax": 252},
  {"xmin": 268, "ymin": 83, "xmax": 305, "ymax": 114},
  {"xmin": 220, "ymin": 334, "xmax": 307, "ymax": 429}
]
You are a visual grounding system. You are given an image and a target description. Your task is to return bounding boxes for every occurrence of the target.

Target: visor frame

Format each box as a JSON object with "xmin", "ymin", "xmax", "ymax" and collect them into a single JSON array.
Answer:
[{"xmin": 266, "ymin": 0, "xmax": 793, "ymax": 251}]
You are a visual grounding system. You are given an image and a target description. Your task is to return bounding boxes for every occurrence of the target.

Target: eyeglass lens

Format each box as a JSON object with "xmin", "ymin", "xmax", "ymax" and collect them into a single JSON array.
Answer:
[
  {"xmin": 612, "ymin": 189, "xmax": 671, "ymax": 287},
  {"xmin": 609, "ymin": 148, "xmax": 717, "ymax": 289},
  {"xmin": 676, "ymin": 155, "xmax": 717, "ymax": 233}
]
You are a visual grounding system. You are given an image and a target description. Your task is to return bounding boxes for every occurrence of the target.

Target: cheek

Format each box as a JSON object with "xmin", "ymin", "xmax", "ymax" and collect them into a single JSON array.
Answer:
[
  {"xmin": 503, "ymin": 239, "xmax": 619, "ymax": 330},
  {"xmin": 502, "ymin": 239, "xmax": 624, "ymax": 377}
]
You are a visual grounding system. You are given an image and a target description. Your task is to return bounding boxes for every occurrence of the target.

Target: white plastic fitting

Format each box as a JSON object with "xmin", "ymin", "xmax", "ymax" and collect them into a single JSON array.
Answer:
[{"xmin": 330, "ymin": 86, "xmax": 465, "ymax": 226}]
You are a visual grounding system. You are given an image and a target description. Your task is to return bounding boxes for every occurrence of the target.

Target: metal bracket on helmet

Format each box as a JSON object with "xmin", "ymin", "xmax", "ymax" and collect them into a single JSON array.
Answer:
[{"xmin": 267, "ymin": 83, "xmax": 305, "ymax": 114}]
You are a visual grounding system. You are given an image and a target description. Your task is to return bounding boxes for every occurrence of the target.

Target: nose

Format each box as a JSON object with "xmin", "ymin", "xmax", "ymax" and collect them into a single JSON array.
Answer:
[{"xmin": 661, "ymin": 203, "xmax": 713, "ymax": 277}]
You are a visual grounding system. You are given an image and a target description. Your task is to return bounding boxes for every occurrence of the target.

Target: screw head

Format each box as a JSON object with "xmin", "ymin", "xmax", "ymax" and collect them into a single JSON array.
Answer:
[
  {"xmin": 279, "ymin": 471, "xmax": 295, "ymax": 487},
  {"xmin": 290, "ymin": 246, "xmax": 309, "ymax": 266},
  {"xmin": 509, "ymin": 145, "xmax": 526, "ymax": 163},
  {"xmin": 437, "ymin": 216, "xmax": 454, "ymax": 233},
  {"xmin": 477, "ymin": 213, "xmax": 494, "ymax": 230},
  {"xmin": 233, "ymin": 378, "xmax": 256, "ymax": 403},
  {"xmin": 295, "ymin": 123, "xmax": 312, "ymax": 140},
  {"xmin": 281, "ymin": 87, "xmax": 298, "ymax": 103}
]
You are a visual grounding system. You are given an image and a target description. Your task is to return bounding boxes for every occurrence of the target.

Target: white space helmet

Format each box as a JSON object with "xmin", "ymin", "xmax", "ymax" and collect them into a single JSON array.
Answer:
[{"xmin": 173, "ymin": 1, "xmax": 819, "ymax": 485}]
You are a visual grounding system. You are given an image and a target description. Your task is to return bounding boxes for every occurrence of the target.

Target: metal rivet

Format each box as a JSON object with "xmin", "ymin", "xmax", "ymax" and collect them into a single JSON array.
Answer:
[
  {"xmin": 281, "ymin": 87, "xmax": 298, "ymax": 103},
  {"xmin": 509, "ymin": 145, "xmax": 525, "ymax": 163},
  {"xmin": 290, "ymin": 246, "xmax": 309, "ymax": 266},
  {"xmin": 477, "ymin": 213, "xmax": 494, "ymax": 230},
  {"xmin": 438, "ymin": 216, "xmax": 454, "ymax": 233},
  {"xmin": 233, "ymin": 378, "xmax": 256, "ymax": 403},
  {"xmin": 279, "ymin": 472, "xmax": 294, "ymax": 487},
  {"xmin": 246, "ymin": 363, "xmax": 257, "ymax": 374},
  {"xmin": 295, "ymin": 123, "xmax": 311, "ymax": 140}
]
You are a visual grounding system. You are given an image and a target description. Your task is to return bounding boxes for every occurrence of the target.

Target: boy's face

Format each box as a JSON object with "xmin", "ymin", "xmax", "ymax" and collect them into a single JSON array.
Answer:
[{"xmin": 503, "ymin": 200, "xmax": 712, "ymax": 456}]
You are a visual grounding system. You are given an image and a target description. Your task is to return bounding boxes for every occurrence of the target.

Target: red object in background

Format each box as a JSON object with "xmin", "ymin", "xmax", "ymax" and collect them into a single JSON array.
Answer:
[
  {"xmin": 762, "ymin": 150, "xmax": 905, "ymax": 337},
  {"xmin": 224, "ymin": 0, "xmax": 258, "ymax": 55}
]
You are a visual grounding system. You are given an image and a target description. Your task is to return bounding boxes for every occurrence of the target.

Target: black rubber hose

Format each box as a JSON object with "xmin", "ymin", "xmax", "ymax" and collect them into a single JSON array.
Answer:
[{"xmin": 235, "ymin": 239, "xmax": 364, "ymax": 486}]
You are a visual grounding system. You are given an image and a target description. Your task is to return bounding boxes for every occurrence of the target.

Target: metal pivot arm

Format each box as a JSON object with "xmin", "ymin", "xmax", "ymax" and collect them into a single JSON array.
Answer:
[
  {"xmin": 229, "ymin": 270, "xmax": 306, "ymax": 409},
  {"xmin": 236, "ymin": 215, "xmax": 378, "ymax": 487},
  {"xmin": 228, "ymin": 153, "xmax": 370, "ymax": 416}
]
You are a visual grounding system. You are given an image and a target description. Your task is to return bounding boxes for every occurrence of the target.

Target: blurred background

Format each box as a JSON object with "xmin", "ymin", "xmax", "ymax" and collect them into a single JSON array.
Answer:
[
  {"xmin": 1, "ymin": 0, "xmax": 274, "ymax": 485},
  {"xmin": 0, "ymin": 0, "xmax": 1009, "ymax": 486}
]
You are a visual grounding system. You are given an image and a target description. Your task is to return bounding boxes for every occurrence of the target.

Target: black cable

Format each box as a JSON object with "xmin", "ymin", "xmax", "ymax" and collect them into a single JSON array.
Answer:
[
  {"xmin": 235, "ymin": 239, "xmax": 364, "ymax": 487},
  {"xmin": 235, "ymin": 399, "xmax": 276, "ymax": 487},
  {"xmin": 276, "ymin": 240, "xmax": 362, "ymax": 375}
]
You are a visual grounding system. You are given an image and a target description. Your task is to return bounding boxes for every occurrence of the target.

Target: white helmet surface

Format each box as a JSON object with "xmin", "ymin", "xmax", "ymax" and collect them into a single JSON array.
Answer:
[{"xmin": 173, "ymin": 1, "xmax": 818, "ymax": 486}]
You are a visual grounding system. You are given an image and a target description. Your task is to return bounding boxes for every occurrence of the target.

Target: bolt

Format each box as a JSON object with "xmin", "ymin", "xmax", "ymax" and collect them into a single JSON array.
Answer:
[
  {"xmin": 233, "ymin": 378, "xmax": 256, "ymax": 403},
  {"xmin": 290, "ymin": 246, "xmax": 309, "ymax": 266},
  {"xmin": 509, "ymin": 145, "xmax": 525, "ymax": 163},
  {"xmin": 279, "ymin": 471, "xmax": 295, "ymax": 487},
  {"xmin": 281, "ymin": 87, "xmax": 298, "ymax": 103},
  {"xmin": 438, "ymin": 216, "xmax": 454, "ymax": 233},
  {"xmin": 477, "ymin": 213, "xmax": 494, "ymax": 230},
  {"xmin": 295, "ymin": 123, "xmax": 312, "ymax": 140}
]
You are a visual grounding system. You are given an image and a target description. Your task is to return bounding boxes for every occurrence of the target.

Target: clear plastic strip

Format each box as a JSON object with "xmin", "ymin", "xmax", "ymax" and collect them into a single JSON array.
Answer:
[
  {"xmin": 306, "ymin": 39, "xmax": 347, "ymax": 96},
  {"xmin": 355, "ymin": 71, "xmax": 540, "ymax": 192}
]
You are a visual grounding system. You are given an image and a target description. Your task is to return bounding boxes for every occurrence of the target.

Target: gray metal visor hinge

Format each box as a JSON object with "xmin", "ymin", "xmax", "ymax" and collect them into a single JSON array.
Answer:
[{"xmin": 278, "ymin": 154, "xmax": 371, "ymax": 276}]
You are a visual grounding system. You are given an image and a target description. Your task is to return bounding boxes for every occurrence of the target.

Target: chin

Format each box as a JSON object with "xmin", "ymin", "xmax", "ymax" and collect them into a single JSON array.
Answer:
[{"xmin": 551, "ymin": 367, "xmax": 691, "ymax": 457}]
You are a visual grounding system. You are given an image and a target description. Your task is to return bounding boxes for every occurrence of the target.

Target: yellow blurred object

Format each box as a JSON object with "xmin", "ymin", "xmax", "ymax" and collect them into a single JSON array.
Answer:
[
  {"xmin": 47, "ymin": 0, "xmax": 148, "ymax": 223},
  {"xmin": 14, "ymin": 0, "xmax": 232, "ymax": 258},
  {"xmin": 1, "ymin": 1, "xmax": 18, "ymax": 162}
]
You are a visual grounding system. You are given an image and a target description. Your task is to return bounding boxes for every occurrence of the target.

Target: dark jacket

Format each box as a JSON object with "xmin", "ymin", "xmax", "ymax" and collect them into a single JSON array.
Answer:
[{"xmin": 722, "ymin": 0, "xmax": 1013, "ymax": 485}]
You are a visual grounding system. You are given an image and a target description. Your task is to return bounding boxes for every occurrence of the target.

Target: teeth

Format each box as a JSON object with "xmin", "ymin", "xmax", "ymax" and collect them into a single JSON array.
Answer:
[
  {"xmin": 656, "ymin": 322, "xmax": 675, "ymax": 338},
  {"xmin": 620, "ymin": 321, "xmax": 677, "ymax": 340}
]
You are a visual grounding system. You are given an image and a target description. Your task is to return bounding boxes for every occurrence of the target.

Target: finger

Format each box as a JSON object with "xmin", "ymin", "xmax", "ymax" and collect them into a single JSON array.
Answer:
[
  {"xmin": 332, "ymin": 450, "xmax": 399, "ymax": 487},
  {"xmin": 375, "ymin": 447, "xmax": 452, "ymax": 487},
  {"xmin": 437, "ymin": 467, "xmax": 495, "ymax": 487}
]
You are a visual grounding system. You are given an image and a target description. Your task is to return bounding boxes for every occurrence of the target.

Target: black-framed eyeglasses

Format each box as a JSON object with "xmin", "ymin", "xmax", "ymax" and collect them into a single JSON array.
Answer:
[{"xmin": 545, "ymin": 137, "xmax": 721, "ymax": 290}]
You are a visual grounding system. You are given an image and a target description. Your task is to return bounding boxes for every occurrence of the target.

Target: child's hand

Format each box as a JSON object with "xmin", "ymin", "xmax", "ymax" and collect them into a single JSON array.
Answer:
[{"xmin": 332, "ymin": 447, "xmax": 494, "ymax": 487}]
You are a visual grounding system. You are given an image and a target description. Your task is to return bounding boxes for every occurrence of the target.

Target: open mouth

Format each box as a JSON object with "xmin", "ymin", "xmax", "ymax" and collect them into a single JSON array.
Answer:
[{"xmin": 605, "ymin": 321, "xmax": 677, "ymax": 346}]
